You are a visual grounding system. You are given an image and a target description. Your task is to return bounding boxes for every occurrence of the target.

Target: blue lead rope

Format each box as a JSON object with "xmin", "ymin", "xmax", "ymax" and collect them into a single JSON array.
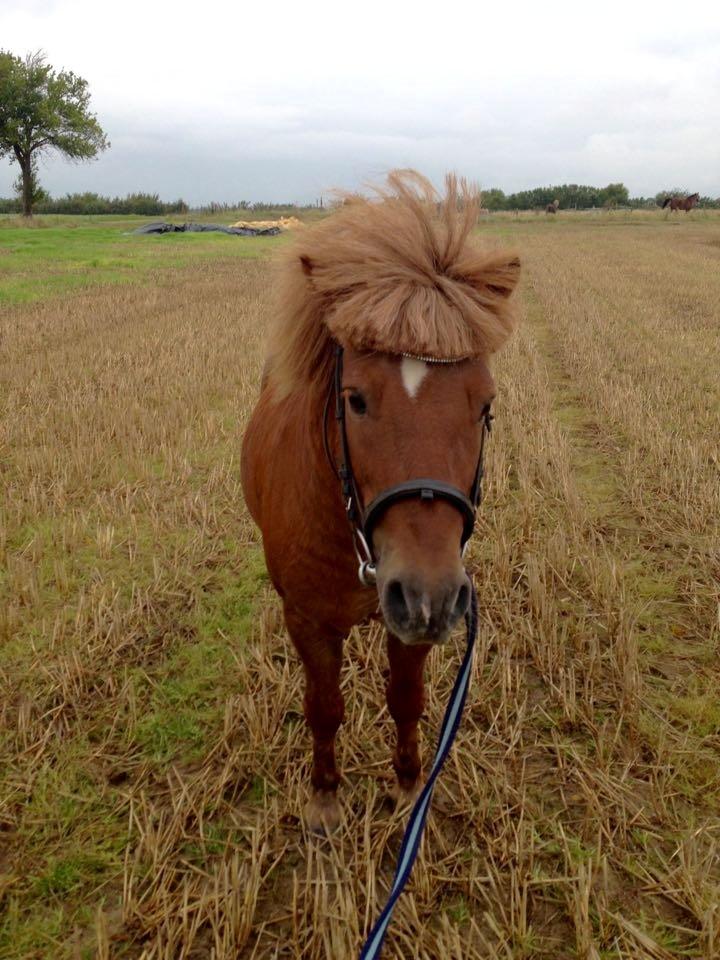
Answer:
[{"xmin": 359, "ymin": 584, "xmax": 479, "ymax": 959}]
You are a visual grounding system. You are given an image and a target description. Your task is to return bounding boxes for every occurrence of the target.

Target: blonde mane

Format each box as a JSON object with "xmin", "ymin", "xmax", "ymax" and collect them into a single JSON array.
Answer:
[{"xmin": 266, "ymin": 170, "xmax": 521, "ymax": 396}]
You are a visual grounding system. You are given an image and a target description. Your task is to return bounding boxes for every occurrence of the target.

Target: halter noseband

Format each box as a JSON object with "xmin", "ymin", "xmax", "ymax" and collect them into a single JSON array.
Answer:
[{"xmin": 326, "ymin": 344, "xmax": 492, "ymax": 586}]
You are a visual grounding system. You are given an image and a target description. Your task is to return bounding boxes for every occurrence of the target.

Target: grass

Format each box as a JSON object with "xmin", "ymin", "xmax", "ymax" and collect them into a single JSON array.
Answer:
[
  {"xmin": 1, "ymin": 209, "xmax": 719, "ymax": 958},
  {"xmin": 0, "ymin": 214, "xmax": 289, "ymax": 304}
]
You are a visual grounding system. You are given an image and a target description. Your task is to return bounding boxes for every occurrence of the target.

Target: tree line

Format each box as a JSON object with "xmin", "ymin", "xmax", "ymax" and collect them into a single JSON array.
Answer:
[
  {"xmin": 480, "ymin": 184, "xmax": 719, "ymax": 210},
  {"xmin": 0, "ymin": 191, "xmax": 189, "ymax": 215},
  {"xmin": 191, "ymin": 199, "xmax": 324, "ymax": 215},
  {"xmin": 0, "ymin": 193, "xmax": 330, "ymax": 215},
  {"xmin": 2, "ymin": 185, "xmax": 718, "ymax": 218}
]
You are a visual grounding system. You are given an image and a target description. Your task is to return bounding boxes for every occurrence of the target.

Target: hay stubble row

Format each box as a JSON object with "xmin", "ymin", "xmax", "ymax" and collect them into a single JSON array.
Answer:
[{"xmin": 1, "ymin": 217, "xmax": 719, "ymax": 958}]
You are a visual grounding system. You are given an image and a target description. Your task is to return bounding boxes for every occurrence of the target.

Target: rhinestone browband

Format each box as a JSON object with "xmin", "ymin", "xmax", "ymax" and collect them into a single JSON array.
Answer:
[{"xmin": 399, "ymin": 352, "xmax": 468, "ymax": 364}]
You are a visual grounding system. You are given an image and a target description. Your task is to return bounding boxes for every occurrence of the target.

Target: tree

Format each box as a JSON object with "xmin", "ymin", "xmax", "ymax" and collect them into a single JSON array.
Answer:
[
  {"xmin": 480, "ymin": 188, "xmax": 506, "ymax": 211},
  {"xmin": 598, "ymin": 183, "xmax": 629, "ymax": 207},
  {"xmin": 0, "ymin": 50, "xmax": 108, "ymax": 216},
  {"xmin": 13, "ymin": 156, "xmax": 49, "ymax": 209}
]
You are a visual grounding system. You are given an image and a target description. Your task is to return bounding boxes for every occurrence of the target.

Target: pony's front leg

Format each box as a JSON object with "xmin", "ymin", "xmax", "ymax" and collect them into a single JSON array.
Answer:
[
  {"xmin": 386, "ymin": 632, "xmax": 431, "ymax": 805},
  {"xmin": 285, "ymin": 608, "xmax": 345, "ymax": 832}
]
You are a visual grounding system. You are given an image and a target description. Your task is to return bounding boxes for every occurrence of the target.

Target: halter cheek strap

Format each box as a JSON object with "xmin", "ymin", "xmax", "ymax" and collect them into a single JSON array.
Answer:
[{"xmin": 327, "ymin": 344, "xmax": 492, "ymax": 586}]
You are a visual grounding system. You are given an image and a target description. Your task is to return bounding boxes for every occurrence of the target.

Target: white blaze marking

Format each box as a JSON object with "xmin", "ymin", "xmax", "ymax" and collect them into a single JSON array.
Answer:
[{"xmin": 401, "ymin": 357, "xmax": 428, "ymax": 398}]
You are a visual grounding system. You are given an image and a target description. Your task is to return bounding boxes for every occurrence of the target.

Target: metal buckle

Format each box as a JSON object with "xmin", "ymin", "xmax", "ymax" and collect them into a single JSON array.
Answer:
[
  {"xmin": 358, "ymin": 561, "xmax": 377, "ymax": 587},
  {"xmin": 353, "ymin": 529, "xmax": 376, "ymax": 586}
]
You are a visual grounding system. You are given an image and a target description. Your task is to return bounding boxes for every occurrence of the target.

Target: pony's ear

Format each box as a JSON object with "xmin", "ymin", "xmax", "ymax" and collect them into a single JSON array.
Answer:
[
  {"xmin": 299, "ymin": 255, "xmax": 314, "ymax": 278},
  {"xmin": 485, "ymin": 255, "xmax": 521, "ymax": 299}
]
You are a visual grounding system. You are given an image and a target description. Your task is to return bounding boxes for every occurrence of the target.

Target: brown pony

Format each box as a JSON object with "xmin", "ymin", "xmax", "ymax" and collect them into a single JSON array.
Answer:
[
  {"xmin": 241, "ymin": 171, "xmax": 521, "ymax": 830},
  {"xmin": 546, "ymin": 199, "xmax": 559, "ymax": 214},
  {"xmin": 662, "ymin": 192, "xmax": 700, "ymax": 212}
]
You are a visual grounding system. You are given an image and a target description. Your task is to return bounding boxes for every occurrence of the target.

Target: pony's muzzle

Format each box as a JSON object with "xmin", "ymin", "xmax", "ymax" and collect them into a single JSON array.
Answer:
[{"xmin": 380, "ymin": 571, "xmax": 471, "ymax": 645}]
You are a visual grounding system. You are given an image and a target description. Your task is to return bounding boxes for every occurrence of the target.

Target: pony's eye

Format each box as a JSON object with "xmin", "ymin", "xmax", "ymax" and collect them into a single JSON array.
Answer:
[
  {"xmin": 348, "ymin": 393, "xmax": 367, "ymax": 417},
  {"xmin": 480, "ymin": 403, "xmax": 493, "ymax": 423}
]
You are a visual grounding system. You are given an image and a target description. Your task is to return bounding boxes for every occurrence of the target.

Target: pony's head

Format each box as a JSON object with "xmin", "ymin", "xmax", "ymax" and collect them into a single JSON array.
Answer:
[{"xmin": 267, "ymin": 171, "xmax": 521, "ymax": 644}]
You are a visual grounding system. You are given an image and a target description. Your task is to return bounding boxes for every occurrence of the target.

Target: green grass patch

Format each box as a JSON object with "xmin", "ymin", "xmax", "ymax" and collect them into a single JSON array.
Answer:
[
  {"xmin": 667, "ymin": 688, "xmax": 720, "ymax": 737},
  {"xmin": 242, "ymin": 774, "xmax": 275, "ymax": 806},
  {"xmin": 33, "ymin": 854, "xmax": 108, "ymax": 899},
  {"xmin": 180, "ymin": 820, "xmax": 243, "ymax": 863},
  {"xmin": 443, "ymin": 896, "xmax": 471, "ymax": 925},
  {"xmin": 1, "ymin": 534, "xmax": 268, "ymax": 951},
  {"xmin": 134, "ymin": 548, "xmax": 268, "ymax": 763},
  {"xmin": 0, "ymin": 217, "xmax": 285, "ymax": 304},
  {"xmin": 0, "ymin": 901, "xmax": 68, "ymax": 960},
  {"xmin": 1, "ymin": 752, "xmax": 128, "ymax": 960}
]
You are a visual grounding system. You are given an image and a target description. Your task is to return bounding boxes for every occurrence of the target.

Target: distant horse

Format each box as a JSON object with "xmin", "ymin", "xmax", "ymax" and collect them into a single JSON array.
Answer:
[
  {"xmin": 662, "ymin": 193, "xmax": 700, "ymax": 212},
  {"xmin": 546, "ymin": 199, "xmax": 560, "ymax": 214},
  {"xmin": 242, "ymin": 171, "xmax": 521, "ymax": 830}
]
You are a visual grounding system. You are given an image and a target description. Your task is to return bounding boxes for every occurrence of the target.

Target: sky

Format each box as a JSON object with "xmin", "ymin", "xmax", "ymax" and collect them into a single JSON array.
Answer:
[{"xmin": 2, "ymin": 0, "xmax": 719, "ymax": 204}]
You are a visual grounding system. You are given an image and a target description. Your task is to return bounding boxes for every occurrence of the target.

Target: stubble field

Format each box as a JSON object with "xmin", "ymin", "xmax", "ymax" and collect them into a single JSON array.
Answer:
[{"xmin": 1, "ymin": 210, "xmax": 719, "ymax": 958}]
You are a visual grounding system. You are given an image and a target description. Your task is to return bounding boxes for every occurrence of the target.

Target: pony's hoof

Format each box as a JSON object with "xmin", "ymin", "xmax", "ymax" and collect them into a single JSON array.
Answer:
[
  {"xmin": 390, "ymin": 778, "xmax": 424, "ymax": 810},
  {"xmin": 304, "ymin": 790, "xmax": 342, "ymax": 833}
]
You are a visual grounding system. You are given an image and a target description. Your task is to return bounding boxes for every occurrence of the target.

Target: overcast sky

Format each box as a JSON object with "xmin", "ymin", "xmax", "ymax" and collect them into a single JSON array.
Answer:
[{"xmin": 2, "ymin": 0, "xmax": 719, "ymax": 204}]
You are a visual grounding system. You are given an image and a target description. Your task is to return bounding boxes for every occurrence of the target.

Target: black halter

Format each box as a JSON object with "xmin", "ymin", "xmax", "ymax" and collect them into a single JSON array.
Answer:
[{"xmin": 325, "ymin": 344, "xmax": 492, "ymax": 586}]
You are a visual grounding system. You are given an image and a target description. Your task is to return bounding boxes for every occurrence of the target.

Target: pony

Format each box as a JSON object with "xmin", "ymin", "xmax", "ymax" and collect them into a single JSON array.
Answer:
[
  {"xmin": 662, "ymin": 192, "xmax": 700, "ymax": 212},
  {"xmin": 241, "ymin": 171, "xmax": 521, "ymax": 830},
  {"xmin": 546, "ymin": 199, "xmax": 559, "ymax": 214}
]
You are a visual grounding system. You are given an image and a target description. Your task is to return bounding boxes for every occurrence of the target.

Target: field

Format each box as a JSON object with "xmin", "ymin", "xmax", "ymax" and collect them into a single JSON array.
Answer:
[
  {"xmin": 0, "ymin": 214, "xmax": 289, "ymax": 305},
  {"xmin": 1, "ymin": 209, "xmax": 719, "ymax": 959}
]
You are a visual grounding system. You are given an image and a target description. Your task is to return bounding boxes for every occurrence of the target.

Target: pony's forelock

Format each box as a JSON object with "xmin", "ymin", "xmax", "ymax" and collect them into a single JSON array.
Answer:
[{"xmin": 266, "ymin": 170, "xmax": 521, "ymax": 396}]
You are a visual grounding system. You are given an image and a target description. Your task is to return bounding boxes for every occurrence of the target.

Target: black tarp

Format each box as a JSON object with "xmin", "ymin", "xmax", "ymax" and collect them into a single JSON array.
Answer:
[{"xmin": 133, "ymin": 221, "xmax": 281, "ymax": 236}]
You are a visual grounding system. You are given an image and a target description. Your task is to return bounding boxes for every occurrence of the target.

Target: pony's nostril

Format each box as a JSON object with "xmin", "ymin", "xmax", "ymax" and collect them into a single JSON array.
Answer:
[
  {"xmin": 383, "ymin": 575, "xmax": 469, "ymax": 639},
  {"xmin": 452, "ymin": 581, "xmax": 471, "ymax": 621},
  {"xmin": 385, "ymin": 579, "xmax": 410, "ymax": 624}
]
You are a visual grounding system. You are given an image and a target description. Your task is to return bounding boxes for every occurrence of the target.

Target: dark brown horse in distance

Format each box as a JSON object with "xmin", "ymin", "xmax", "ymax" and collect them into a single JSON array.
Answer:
[
  {"xmin": 546, "ymin": 199, "xmax": 559, "ymax": 214},
  {"xmin": 662, "ymin": 192, "xmax": 700, "ymax": 212},
  {"xmin": 241, "ymin": 171, "xmax": 521, "ymax": 830}
]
